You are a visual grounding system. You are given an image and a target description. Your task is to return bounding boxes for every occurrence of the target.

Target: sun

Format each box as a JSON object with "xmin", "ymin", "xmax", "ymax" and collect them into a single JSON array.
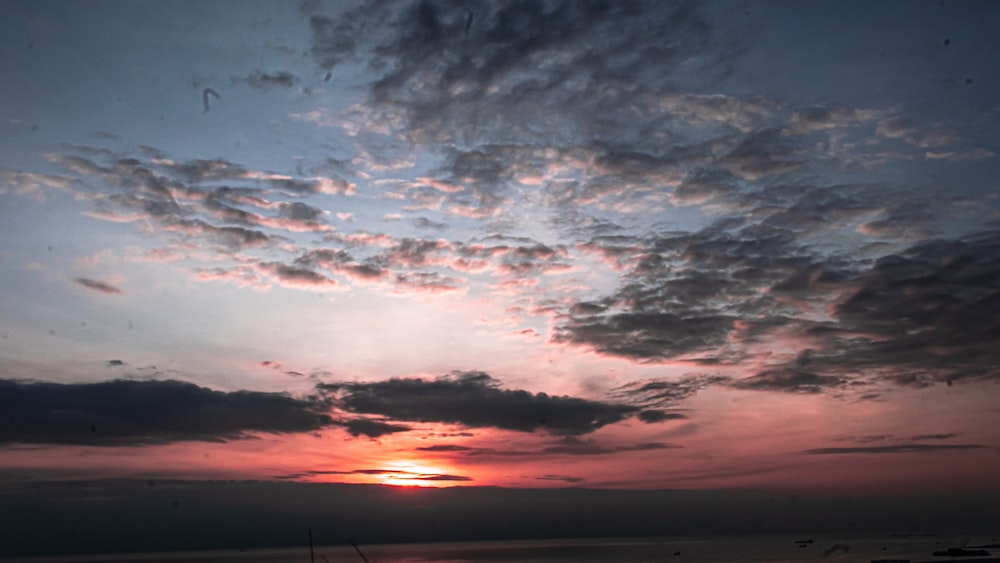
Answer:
[{"xmin": 379, "ymin": 461, "xmax": 454, "ymax": 488}]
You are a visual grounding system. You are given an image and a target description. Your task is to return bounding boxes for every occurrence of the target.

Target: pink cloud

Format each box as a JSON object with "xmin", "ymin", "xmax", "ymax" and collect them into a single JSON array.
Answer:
[
  {"xmin": 411, "ymin": 177, "xmax": 464, "ymax": 193},
  {"xmin": 196, "ymin": 266, "xmax": 268, "ymax": 290}
]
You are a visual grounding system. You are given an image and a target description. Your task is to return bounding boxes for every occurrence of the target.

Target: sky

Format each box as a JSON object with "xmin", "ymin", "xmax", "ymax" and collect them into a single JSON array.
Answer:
[{"xmin": 1, "ymin": 0, "xmax": 1000, "ymax": 544}]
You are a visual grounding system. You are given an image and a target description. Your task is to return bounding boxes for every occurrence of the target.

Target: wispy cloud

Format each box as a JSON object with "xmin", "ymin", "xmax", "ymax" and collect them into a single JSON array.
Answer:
[
  {"xmin": 415, "ymin": 437, "xmax": 678, "ymax": 458},
  {"xmin": 74, "ymin": 277, "xmax": 123, "ymax": 295},
  {"xmin": 804, "ymin": 444, "xmax": 985, "ymax": 455},
  {"xmin": 275, "ymin": 468, "xmax": 471, "ymax": 482},
  {"xmin": 231, "ymin": 69, "xmax": 299, "ymax": 91}
]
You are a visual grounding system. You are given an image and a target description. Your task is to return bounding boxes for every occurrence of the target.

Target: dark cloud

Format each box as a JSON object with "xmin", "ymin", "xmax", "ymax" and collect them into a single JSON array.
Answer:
[
  {"xmin": 752, "ymin": 230, "xmax": 1000, "ymax": 388},
  {"xmin": 611, "ymin": 374, "xmax": 731, "ymax": 407},
  {"xmin": 319, "ymin": 371, "xmax": 638, "ymax": 435},
  {"xmin": 276, "ymin": 201, "xmax": 324, "ymax": 221},
  {"xmin": 415, "ymin": 438, "xmax": 677, "ymax": 458},
  {"xmin": 305, "ymin": 1, "xmax": 749, "ymax": 219},
  {"xmin": 308, "ymin": 9, "xmax": 372, "ymax": 71},
  {"xmin": 411, "ymin": 473, "xmax": 473, "ymax": 482},
  {"xmin": 233, "ymin": 70, "xmax": 299, "ymax": 90},
  {"xmin": 74, "ymin": 278, "xmax": 122, "ymax": 295},
  {"xmin": 255, "ymin": 262, "xmax": 339, "ymax": 289},
  {"xmin": 535, "ymin": 474, "xmax": 585, "ymax": 484},
  {"xmin": 156, "ymin": 158, "xmax": 245, "ymax": 183},
  {"xmin": 413, "ymin": 217, "xmax": 447, "ymax": 230},
  {"xmin": 732, "ymin": 367, "xmax": 845, "ymax": 394},
  {"xmin": 391, "ymin": 271, "xmax": 464, "ymax": 293},
  {"xmin": 540, "ymin": 437, "xmax": 679, "ymax": 456},
  {"xmin": 910, "ymin": 433, "xmax": 958, "ymax": 441},
  {"xmin": 715, "ymin": 128, "xmax": 803, "ymax": 180},
  {"xmin": 47, "ymin": 147, "xmax": 371, "ymax": 292},
  {"xmin": 0, "ymin": 379, "xmax": 332, "ymax": 446},
  {"xmin": 415, "ymin": 444, "xmax": 475, "ymax": 453},
  {"xmin": 804, "ymin": 444, "xmax": 985, "ymax": 455},
  {"xmin": 637, "ymin": 410, "xmax": 687, "ymax": 424},
  {"xmin": 828, "ymin": 231, "xmax": 1000, "ymax": 380},
  {"xmin": 340, "ymin": 418, "xmax": 411, "ymax": 438},
  {"xmin": 167, "ymin": 219, "xmax": 278, "ymax": 250},
  {"xmin": 552, "ymin": 306, "xmax": 737, "ymax": 362},
  {"xmin": 552, "ymin": 221, "xmax": 829, "ymax": 363},
  {"xmin": 362, "ymin": 1, "xmax": 729, "ymax": 144},
  {"xmin": 856, "ymin": 434, "xmax": 892, "ymax": 444},
  {"xmin": 295, "ymin": 248, "xmax": 390, "ymax": 283},
  {"xmin": 555, "ymin": 191, "xmax": 1000, "ymax": 395}
]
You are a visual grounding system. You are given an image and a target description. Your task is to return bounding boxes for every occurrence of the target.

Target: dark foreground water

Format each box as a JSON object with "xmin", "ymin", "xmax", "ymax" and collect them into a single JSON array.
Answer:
[{"xmin": 4, "ymin": 534, "xmax": 999, "ymax": 563}]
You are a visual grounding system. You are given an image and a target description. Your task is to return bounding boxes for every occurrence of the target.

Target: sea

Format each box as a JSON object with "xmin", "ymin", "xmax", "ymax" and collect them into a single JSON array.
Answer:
[{"xmin": 3, "ymin": 534, "xmax": 998, "ymax": 563}]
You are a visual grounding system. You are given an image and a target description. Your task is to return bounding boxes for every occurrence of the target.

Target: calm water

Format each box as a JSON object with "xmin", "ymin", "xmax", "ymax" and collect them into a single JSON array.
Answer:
[{"xmin": 4, "ymin": 534, "xmax": 999, "ymax": 563}]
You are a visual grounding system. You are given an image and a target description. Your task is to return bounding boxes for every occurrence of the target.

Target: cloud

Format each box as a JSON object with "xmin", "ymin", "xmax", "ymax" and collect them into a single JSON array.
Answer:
[
  {"xmin": 1, "ymin": 170, "xmax": 73, "ymax": 200},
  {"xmin": 552, "ymin": 182, "xmax": 1000, "ymax": 394},
  {"xmin": 340, "ymin": 418, "xmax": 412, "ymax": 438},
  {"xmin": 714, "ymin": 128, "xmax": 803, "ymax": 180},
  {"xmin": 540, "ymin": 437, "xmax": 679, "ymax": 456},
  {"xmin": 413, "ymin": 217, "xmax": 447, "ymax": 230},
  {"xmin": 803, "ymin": 230, "xmax": 1000, "ymax": 385},
  {"xmin": 637, "ymin": 410, "xmax": 687, "ymax": 424},
  {"xmin": 552, "ymin": 307, "xmax": 737, "ymax": 362},
  {"xmin": 804, "ymin": 444, "xmax": 985, "ymax": 455},
  {"xmin": 319, "ymin": 371, "xmax": 638, "ymax": 436},
  {"xmin": 44, "ymin": 146, "xmax": 374, "ymax": 292},
  {"xmin": 294, "ymin": 248, "xmax": 390, "ymax": 284},
  {"xmin": 732, "ymin": 367, "xmax": 845, "ymax": 394},
  {"xmin": 610, "ymin": 374, "xmax": 732, "ymax": 407},
  {"xmin": 415, "ymin": 444, "xmax": 475, "ymax": 453},
  {"xmin": 303, "ymin": 1, "xmax": 753, "ymax": 220},
  {"xmin": 74, "ymin": 277, "xmax": 123, "ymax": 295},
  {"xmin": 535, "ymin": 474, "xmax": 585, "ymax": 484},
  {"xmin": 358, "ymin": 1, "xmax": 732, "ymax": 146},
  {"xmin": 163, "ymin": 220, "xmax": 279, "ymax": 250},
  {"xmin": 308, "ymin": 9, "xmax": 371, "ymax": 71},
  {"xmin": 876, "ymin": 116, "xmax": 919, "ymax": 139},
  {"xmin": 415, "ymin": 437, "xmax": 678, "ymax": 458},
  {"xmin": 551, "ymin": 220, "xmax": 833, "ymax": 363},
  {"xmin": 233, "ymin": 70, "xmax": 299, "ymax": 90},
  {"xmin": 791, "ymin": 106, "xmax": 882, "ymax": 134},
  {"xmin": 275, "ymin": 468, "xmax": 472, "ymax": 482},
  {"xmin": 391, "ymin": 272, "xmax": 464, "ymax": 294},
  {"xmin": 910, "ymin": 433, "xmax": 958, "ymax": 441},
  {"xmin": 276, "ymin": 201, "xmax": 325, "ymax": 221},
  {"xmin": 0, "ymin": 379, "xmax": 332, "ymax": 446},
  {"xmin": 924, "ymin": 148, "xmax": 995, "ymax": 162},
  {"xmin": 254, "ymin": 262, "xmax": 341, "ymax": 290}
]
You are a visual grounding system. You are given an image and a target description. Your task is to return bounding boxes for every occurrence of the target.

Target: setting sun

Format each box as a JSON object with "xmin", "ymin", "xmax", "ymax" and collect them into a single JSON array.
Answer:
[{"xmin": 380, "ymin": 461, "xmax": 460, "ymax": 487}]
